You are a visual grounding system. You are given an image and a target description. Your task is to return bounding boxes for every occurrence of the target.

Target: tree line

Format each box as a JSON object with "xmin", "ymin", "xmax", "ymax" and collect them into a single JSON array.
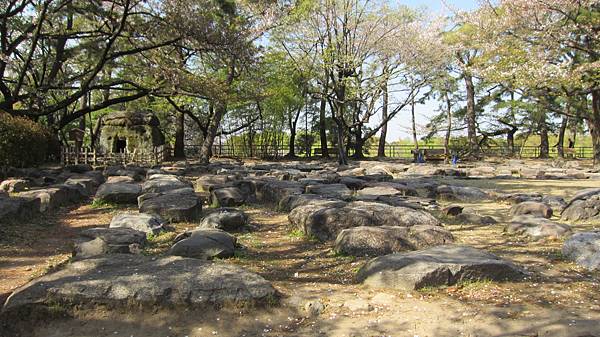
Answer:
[{"xmin": 1, "ymin": 0, "xmax": 598, "ymax": 165}]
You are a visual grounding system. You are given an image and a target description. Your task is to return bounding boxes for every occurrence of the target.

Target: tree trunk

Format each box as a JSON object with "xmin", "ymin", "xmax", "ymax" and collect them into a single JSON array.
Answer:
[
  {"xmin": 411, "ymin": 99, "xmax": 418, "ymax": 150},
  {"xmin": 539, "ymin": 111, "xmax": 549, "ymax": 159},
  {"xmin": 444, "ymin": 92, "xmax": 452, "ymax": 163},
  {"xmin": 199, "ymin": 101, "xmax": 226, "ymax": 164},
  {"xmin": 173, "ymin": 111, "xmax": 185, "ymax": 158},
  {"xmin": 318, "ymin": 97, "xmax": 329, "ymax": 158},
  {"xmin": 557, "ymin": 114, "xmax": 568, "ymax": 159},
  {"xmin": 288, "ymin": 126, "xmax": 296, "ymax": 157},
  {"xmin": 377, "ymin": 82, "xmax": 389, "ymax": 157},
  {"xmin": 591, "ymin": 89, "xmax": 600, "ymax": 166},
  {"xmin": 352, "ymin": 127, "xmax": 364, "ymax": 159},
  {"xmin": 464, "ymin": 74, "xmax": 478, "ymax": 155},
  {"xmin": 507, "ymin": 129, "xmax": 516, "ymax": 155}
]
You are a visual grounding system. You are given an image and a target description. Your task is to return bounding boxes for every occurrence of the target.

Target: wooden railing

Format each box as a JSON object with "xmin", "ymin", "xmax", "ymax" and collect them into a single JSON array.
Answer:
[
  {"xmin": 62, "ymin": 143, "xmax": 595, "ymax": 166},
  {"xmin": 61, "ymin": 146, "xmax": 170, "ymax": 166}
]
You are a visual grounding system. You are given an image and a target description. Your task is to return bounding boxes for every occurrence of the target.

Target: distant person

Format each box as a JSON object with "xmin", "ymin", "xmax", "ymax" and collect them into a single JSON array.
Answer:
[{"xmin": 568, "ymin": 138, "xmax": 575, "ymax": 149}]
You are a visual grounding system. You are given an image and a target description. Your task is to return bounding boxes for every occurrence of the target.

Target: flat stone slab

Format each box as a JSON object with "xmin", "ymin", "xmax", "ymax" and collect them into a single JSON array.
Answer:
[
  {"xmin": 509, "ymin": 201, "xmax": 552, "ymax": 219},
  {"xmin": 142, "ymin": 174, "xmax": 192, "ymax": 194},
  {"xmin": 334, "ymin": 225, "xmax": 454, "ymax": 257},
  {"xmin": 2, "ymin": 255, "xmax": 277, "ymax": 315},
  {"xmin": 170, "ymin": 229, "xmax": 236, "ymax": 260},
  {"xmin": 357, "ymin": 245, "xmax": 523, "ymax": 290},
  {"xmin": 198, "ymin": 208, "xmax": 248, "ymax": 231},
  {"xmin": 290, "ymin": 201, "xmax": 440, "ymax": 241},
  {"xmin": 109, "ymin": 212, "xmax": 165, "ymax": 234},
  {"xmin": 505, "ymin": 215, "xmax": 572, "ymax": 240},
  {"xmin": 562, "ymin": 189, "xmax": 600, "ymax": 222},
  {"xmin": 305, "ymin": 183, "xmax": 353, "ymax": 200},
  {"xmin": 95, "ymin": 182, "xmax": 141, "ymax": 204},
  {"xmin": 74, "ymin": 227, "xmax": 147, "ymax": 258},
  {"xmin": 562, "ymin": 231, "xmax": 600, "ymax": 271},
  {"xmin": 138, "ymin": 187, "xmax": 202, "ymax": 222},
  {"xmin": 436, "ymin": 185, "xmax": 491, "ymax": 202}
]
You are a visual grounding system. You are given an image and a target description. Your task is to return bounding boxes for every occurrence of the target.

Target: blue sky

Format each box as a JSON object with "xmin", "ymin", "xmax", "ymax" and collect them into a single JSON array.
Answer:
[{"xmin": 376, "ymin": 0, "xmax": 480, "ymax": 141}]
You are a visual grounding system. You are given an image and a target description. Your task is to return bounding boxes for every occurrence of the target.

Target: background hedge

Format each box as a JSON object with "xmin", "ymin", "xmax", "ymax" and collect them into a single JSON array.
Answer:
[{"xmin": 0, "ymin": 112, "xmax": 52, "ymax": 168}]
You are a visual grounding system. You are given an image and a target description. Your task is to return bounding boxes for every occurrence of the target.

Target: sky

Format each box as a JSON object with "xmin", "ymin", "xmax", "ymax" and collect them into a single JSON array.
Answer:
[{"xmin": 374, "ymin": 0, "xmax": 480, "ymax": 141}]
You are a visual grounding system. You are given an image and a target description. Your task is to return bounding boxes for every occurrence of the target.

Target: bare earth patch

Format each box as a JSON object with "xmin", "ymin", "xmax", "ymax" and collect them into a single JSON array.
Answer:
[{"xmin": 2, "ymin": 177, "xmax": 600, "ymax": 336}]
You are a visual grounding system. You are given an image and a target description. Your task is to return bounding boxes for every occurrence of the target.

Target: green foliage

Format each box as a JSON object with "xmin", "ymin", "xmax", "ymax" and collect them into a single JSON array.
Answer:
[{"xmin": 0, "ymin": 112, "xmax": 53, "ymax": 168}]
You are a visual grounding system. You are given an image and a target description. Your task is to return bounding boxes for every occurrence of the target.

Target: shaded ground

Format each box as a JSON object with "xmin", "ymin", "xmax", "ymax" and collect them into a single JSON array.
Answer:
[{"xmin": 2, "ymin": 176, "xmax": 600, "ymax": 336}]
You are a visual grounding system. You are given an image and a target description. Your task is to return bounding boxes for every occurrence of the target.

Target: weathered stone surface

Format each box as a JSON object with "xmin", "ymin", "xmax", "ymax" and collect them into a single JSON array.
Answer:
[
  {"xmin": 0, "ymin": 195, "xmax": 40, "ymax": 221},
  {"xmin": 210, "ymin": 186, "xmax": 246, "ymax": 207},
  {"xmin": 562, "ymin": 231, "xmax": 600, "ymax": 271},
  {"xmin": 109, "ymin": 212, "xmax": 164, "ymax": 234},
  {"xmin": 442, "ymin": 205, "xmax": 463, "ymax": 216},
  {"xmin": 506, "ymin": 215, "xmax": 572, "ymax": 240},
  {"xmin": 19, "ymin": 185, "xmax": 84, "ymax": 212},
  {"xmin": 453, "ymin": 213, "xmax": 497, "ymax": 225},
  {"xmin": 0, "ymin": 179, "xmax": 29, "ymax": 193},
  {"xmin": 305, "ymin": 183, "xmax": 353, "ymax": 200},
  {"xmin": 278, "ymin": 194, "xmax": 344, "ymax": 212},
  {"xmin": 104, "ymin": 166, "xmax": 145, "ymax": 181},
  {"xmin": 256, "ymin": 180, "xmax": 304, "ymax": 204},
  {"xmin": 356, "ymin": 184, "xmax": 417, "ymax": 199},
  {"xmin": 338, "ymin": 176, "xmax": 367, "ymax": 190},
  {"xmin": 138, "ymin": 187, "xmax": 202, "ymax": 222},
  {"xmin": 542, "ymin": 196, "xmax": 567, "ymax": 213},
  {"xmin": 357, "ymin": 245, "xmax": 523, "ymax": 290},
  {"xmin": 142, "ymin": 174, "xmax": 192, "ymax": 193},
  {"xmin": 106, "ymin": 175, "xmax": 136, "ymax": 184},
  {"xmin": 169, "ymin": 229, "xmax": 236, "ymax": 259},
  {"xmin": 436, "ymin": 185, "xmax": 490, "ymax": 202},
  {"xmin": 496, "ymin": 192, "xmax": 542, "ymax": 205},
  {"xmin": 198, "ymin": 208, "xmax": 248, "ymax": 231},
  {"xmin": 95, "ymin": 182, "xmax": 141, "ymax": 204},
  {"xmin": 98, "ymin": 110, "xmax": 165, "ymax": 154},
  {"xmin": 64, "ymin": 177, "xmax": 97, "ymax": 197},
  {"xmin": 2, "ymin": 254, "xmax": 277, "ymax": 315},
  {"xmin": 509, "ymin": 201, "xmax": 553, "ymax": 219},
  {"xmin": 65, "ymin": 164, "xmax": 93, "ymax": 174},
  {"xmin": 562, "ymin": 189, "xmax": 600, "ymax": 222},
  {"xmin": 334, "ymin": 225, "xmax": 454, "ymax": 256},
  {"xmin": 74, "ymin": 227, "xmax": 147, "ymax": 258},
  {"xmin": 290, "ymin": 201, "xmax": 440, "ymax": 241}
]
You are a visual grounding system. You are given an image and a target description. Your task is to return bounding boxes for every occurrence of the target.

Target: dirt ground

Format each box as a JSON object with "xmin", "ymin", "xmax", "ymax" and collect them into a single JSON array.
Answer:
[{"xmin": 2, "ymin": 174, "xmax": 600, "ymax": 337}]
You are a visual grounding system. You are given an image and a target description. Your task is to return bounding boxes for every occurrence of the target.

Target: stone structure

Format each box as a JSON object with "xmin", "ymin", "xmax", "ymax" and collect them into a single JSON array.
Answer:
[{"xmin": 98, "ymin": 110, "xmax": 164, "ymax": 154}]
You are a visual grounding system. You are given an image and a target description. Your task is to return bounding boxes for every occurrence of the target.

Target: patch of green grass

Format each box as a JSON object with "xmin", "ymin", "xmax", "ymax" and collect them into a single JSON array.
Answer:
[
  {"xmin": 233, "ymin": 250, "xmax": 249, "ymax": 260},
  {"xmin": 287, "ymin": 228, "xmax": 320, "ymax": 242},
  {"xmin": 90, "ymin": 199, "xmax": 120, "ymax": 209},
  {"xmin": 237, "ymin": 233, "xmax": 264, "ymax": 249},
  {"xmin": 455, "ymin": 278, "xmax": 493, "ymax": 290}
]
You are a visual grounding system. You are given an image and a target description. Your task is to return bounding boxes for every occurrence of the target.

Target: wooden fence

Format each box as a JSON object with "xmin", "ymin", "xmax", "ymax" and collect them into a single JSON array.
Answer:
[
  {"xmin": 62, "ymin": 143, "xmax": 595, "ymax": 165},
  {"xmin": 61, "ymin": 146, "xmax": 170, "ymax": 166}
]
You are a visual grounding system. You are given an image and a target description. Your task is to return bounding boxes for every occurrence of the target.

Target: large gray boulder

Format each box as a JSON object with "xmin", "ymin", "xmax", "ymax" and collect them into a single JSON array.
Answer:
[
  {"xmin": 290, "ymin": 201, "xmax": 440, "ymax": 241},
  {"xmin": 562, "ymin": 231, "xmax": 600, "ymax": 271},
  {"xmin": 169, "ymin": 229, "xmax": 236, "ymax": 260},
  {"xmin": 505, "ymin": 215, "xmax": 572, "ymax": 240},
  {"xmin": 305, "ymin": 183, "xmax": 353, "ymax": 200},
  {"xmin": 436, "ymin": 185, "xmax": 490, "ymax": 202},
  {"xmin": 562, "ymin": 189, "xmax": 600, "ymax": 222},
  {"xmin": 198, "ymin": 208, "xmax": 248, "ymax": 231},
  {"xmin": 138, "ymin": 187, "xmax": 202, "ymax": 222},
  {"xmin": 278, "ymin": 194, "xmax": 344, "ymax": 212},
  {"xmin": 95, "ymin": 182, "xmax": 141, "ymax": 204},
  {"xmin": 74, "ymin": 227, "xmax": 147, "ymax": 258},
  {"xmin": 256, "ymin": 180, "xmax": 304, "ymax": 204},
  {"xmin": 509, "ymin": 201, "xmax": 553, "ymax": 219},
  {"xmin": 357, "ymin": 245, "xmax": 523, "ymax": 290},
  {"xmin": 195, "ymin": 175, "xmax": 232, "ymax": 192},
  {"xmin": 0, "ymin": 179, "xmax": 29, "ymax": 193},
  {"xmin": 141, "ymin": 174, "xmax": 192, "ymax": 194},
  {"xmin": 2, "ymin": 255, "xmax": 277, "ymax": 316},
  {"xmin": 0, "ymin": 194, "xmax": 40, "ymax": 221},
  {"xmin": 64, "ymin": 177, "xmax": 98, "ymax": 197},
  {"xmin": 210, "ymin": 186, "xmax": 246, "ymax": 207},
  {"xmin": 109, "ymin": 212, "xmax": 164, "ymax": 234},
  {"xmin": 334, "ymin": 225, "xmax": 454, "ymax": 257},
  {"xmin": 356, "ymin": 184, "xmax": 417, "ymax": 199},
  {"xmin": 19, "ymin": 185, "xmax": 84, "ymax": 212}
]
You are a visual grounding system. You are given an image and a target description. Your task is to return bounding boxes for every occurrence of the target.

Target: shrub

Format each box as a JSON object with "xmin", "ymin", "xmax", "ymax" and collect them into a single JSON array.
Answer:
[{"xmin": 0, "ymin": 112, "xmax": 52, "ymax": 168}]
